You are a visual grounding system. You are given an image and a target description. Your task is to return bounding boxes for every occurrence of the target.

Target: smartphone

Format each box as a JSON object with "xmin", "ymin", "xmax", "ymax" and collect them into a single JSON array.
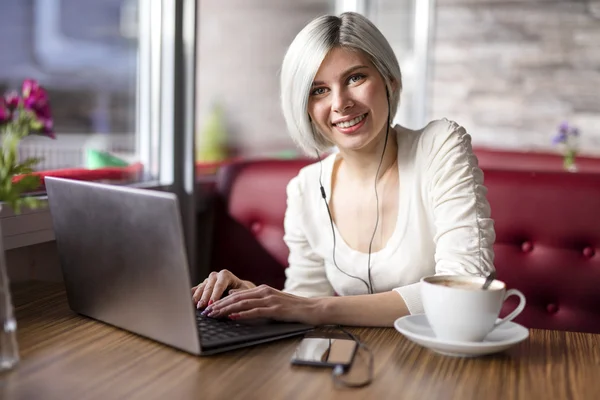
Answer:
[{"xmin": 290, "ymin": 334, "xmax": 358, "ymax": 369}]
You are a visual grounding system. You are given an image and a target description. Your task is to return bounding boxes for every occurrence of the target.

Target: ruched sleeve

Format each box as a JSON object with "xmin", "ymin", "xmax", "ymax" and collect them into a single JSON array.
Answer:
[{"xmin": 394, "ymin": 119, "xmax": 496, "ymax": 314}]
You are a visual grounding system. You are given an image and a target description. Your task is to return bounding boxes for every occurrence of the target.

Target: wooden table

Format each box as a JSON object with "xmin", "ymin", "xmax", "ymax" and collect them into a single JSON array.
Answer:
[{"xmin": 1, "ymin": 281, "xmax": 600, "ymax": 400}]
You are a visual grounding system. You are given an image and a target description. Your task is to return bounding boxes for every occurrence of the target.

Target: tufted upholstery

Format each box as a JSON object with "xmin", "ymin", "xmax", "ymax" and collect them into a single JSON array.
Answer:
[
  {"xmin": 209, "ymin": 158, "xmax": 600, "ymax": 333},
  {"xmin": 484, "ymin": 169, "xmax": 600, "ymax": 333}
]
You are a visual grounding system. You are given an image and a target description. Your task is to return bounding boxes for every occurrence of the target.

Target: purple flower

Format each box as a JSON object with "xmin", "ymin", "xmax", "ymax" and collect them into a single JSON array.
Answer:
[
  {"xmin": 558, "ymin": 121, "xmax": 570, "ymax": 135},
  {"xmin": 19, "ymin": 79, "xmax": 55, "ymax": 138},
  {"xmin": 40, "ymin": 117, "xmax": 55, "ymax": 139},
  {"xmin": 28, "ymin": 114, "xmax": 55, "ymax": 139},
  {"xmin": 553, "ymin": 121, "xmax": 581, "ymax": 146},
  {"xmin": 4, "ymin": 91, "xmax": 20, "ymax": 110},
  {"xmin": 21, "ymin": 79, "xmax": 38, "ymax": 98},
  {"xmin": 0, "ymin": 99, "xmax": 7, "ymax": 123},
  {"xmin": 22, "ymin": 79, "xmax": 49, "ymax": 114},
  {"xmin": 1, "ymin": 79, "xmax": 55, "ymax": 139},
  {"xmin": 552, "ymin": 131, "xmax": 567, "ymax": 145}
]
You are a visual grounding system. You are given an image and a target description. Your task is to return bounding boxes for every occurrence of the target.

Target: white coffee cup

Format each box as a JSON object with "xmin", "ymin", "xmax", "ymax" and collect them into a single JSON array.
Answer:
[{"xmin": 421, "ymin": 275, "xmax": 526, "ymax": 343}]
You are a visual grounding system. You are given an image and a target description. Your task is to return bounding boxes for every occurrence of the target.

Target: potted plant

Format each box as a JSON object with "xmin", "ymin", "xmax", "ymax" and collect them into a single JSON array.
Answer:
[
  {"xmin": 0, "ymin": 79, "xmax": 55, "ymax": 371},
  {"xmin": 552, "ymin": 121, "xmax": 580, "ymax": 173},
  {"xmin": 1, "ymin": 79, "xmax": 56, "ymax": 211}
]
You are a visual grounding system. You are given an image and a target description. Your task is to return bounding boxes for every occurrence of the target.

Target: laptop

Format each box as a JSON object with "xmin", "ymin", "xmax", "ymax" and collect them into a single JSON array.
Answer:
[{"xmin": 45, "ymin": 177, "xmax": 314, "ymax": 355}]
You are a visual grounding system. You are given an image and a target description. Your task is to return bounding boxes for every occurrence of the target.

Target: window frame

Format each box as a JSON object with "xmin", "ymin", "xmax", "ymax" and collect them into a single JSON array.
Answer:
[{"xmin": 1, "ymin": 0, "xmax": 198, "ymax": 269}]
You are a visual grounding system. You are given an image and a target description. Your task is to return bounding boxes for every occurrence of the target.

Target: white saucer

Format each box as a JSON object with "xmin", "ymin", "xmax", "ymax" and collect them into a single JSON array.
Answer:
[{"xmin": 394, "ymin": 314, "xmax": 530, "ymax": 357}]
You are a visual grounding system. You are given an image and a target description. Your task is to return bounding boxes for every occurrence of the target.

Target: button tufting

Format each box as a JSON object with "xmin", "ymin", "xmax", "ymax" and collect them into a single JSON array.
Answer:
[
  {"xmin": 250, "ymin": 221, "xmax": 262, "ymax": 234},
  {"xmin": 546, "ymin": 303, "xmax": 558, "ymax": 314},
  {"xmin": 583, "ymin": 246, "xmax": 595, "ymax": 258},
  {"xmin": 521, "ymin": 241, "xmax": 533, "ymax": 253}
]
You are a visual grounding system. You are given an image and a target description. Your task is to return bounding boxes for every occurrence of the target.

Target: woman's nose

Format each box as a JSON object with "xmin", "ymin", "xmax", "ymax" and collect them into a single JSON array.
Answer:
[{"xmin": 331, "ymin": 89, "xmax": 354, "ymax": 113}]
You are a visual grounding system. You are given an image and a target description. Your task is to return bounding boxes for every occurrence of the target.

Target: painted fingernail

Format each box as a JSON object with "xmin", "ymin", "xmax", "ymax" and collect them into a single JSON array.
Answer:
[
  {"xmin": 201, "ymin": 307, "xmax": 212, "ymax": 316},
  {"xmin": 229, "ymin": 313, "xmax": 240, "ymax": 320},
  {"xmin": 208, "ymin": 299, "xmax": 214, "ymax": 306}
]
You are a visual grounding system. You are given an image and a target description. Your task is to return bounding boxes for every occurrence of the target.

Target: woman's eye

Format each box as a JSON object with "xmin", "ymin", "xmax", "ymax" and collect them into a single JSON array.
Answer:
[
  {"xmin": 310, "ymin": 87, "xmax": 327, "ymax": 96},
  {"xmin": 348, "ymin": 74, "xmax": 365, "ymax": 84}
]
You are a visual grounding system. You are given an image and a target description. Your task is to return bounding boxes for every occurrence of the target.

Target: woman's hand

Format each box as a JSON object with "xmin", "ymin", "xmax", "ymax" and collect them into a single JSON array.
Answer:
[
  {"xmin": 203, "ymin": 285, "xmax": 321, "ymax": 325},
  {"xmin": 191, "ymin": 270, "xmax": 255, "ymax": 309}
]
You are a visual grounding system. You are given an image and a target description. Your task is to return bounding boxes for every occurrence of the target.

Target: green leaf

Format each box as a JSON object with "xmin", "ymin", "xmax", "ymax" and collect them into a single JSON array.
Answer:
[
  {"xmin": 13, "ymin": 158, "xmax": 42, "ymax": 176},
  {"xmin": 18, "ymin": 157, "xmax": 42, "ymax": 170},
  {"xmin": 2, "ymin": 131, "xmax": 19, "ymax": 169},
  {"xmin": 0, "ymin": 121, "xmax": 48, "ymax": 213},
  {"xmin": 12, "ymin": 175, "xmax": 41, "ymax": 194}
]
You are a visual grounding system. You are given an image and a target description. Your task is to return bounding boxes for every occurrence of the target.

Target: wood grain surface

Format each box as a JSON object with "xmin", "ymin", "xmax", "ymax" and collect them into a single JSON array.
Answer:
[{"xmin": 1, "ymin": 281, "xmax": 599, "ymax": 400}]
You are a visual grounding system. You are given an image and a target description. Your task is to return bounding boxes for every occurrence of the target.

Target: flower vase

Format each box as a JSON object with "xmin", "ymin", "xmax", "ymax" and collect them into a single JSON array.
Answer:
[
  {"xmin": 564, "ymin": 150, "xmax": 578, "ymax": 173},
  {"xmin": 0, "ymin": 205, "xmax": 19, "ymax": 371}
]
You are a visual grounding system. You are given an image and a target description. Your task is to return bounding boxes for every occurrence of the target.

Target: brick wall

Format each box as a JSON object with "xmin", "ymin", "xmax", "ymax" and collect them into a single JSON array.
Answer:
[{"xmin": 430, "ymin": 0, "xmax": 600, "ymax": 154}]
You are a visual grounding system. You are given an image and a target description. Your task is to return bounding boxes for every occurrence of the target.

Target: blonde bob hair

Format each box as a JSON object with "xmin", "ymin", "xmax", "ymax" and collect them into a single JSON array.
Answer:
[{"xmin": 280, "ymin": 12, "xmax": 402, "ymax": 157}]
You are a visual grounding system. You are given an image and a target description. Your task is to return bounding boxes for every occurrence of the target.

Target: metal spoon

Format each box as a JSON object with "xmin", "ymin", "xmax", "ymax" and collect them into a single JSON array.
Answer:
[{"xmin": 482, "ymin": 271, "xmax": 496, "ymax": 290}]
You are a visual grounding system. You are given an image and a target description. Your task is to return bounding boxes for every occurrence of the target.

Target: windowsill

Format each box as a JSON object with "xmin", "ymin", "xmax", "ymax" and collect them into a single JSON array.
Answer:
[
  {"xmin": 1, "ymin": 200, "xmax": 54, "ymax": 250},
  {"xmin": 0, "ymin": 180, "xmax": 169, "ymax": 251},
  {"xmin": 0, "ymin": 176, "xmax": 213, "ymax": 251}
]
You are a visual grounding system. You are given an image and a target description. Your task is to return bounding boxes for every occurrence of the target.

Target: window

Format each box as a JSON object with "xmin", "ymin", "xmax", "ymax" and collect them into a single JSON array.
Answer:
[
  {"xmin": 1, "ymin": 0, "xmax": 198, "ymax": 253},
  {"xmin": 1, "ymin": 0, "xmax": 149, "ymax": 185},
  {"xmin": 345, "ymin": 0, "xmax": 434, "ymax": 129}
]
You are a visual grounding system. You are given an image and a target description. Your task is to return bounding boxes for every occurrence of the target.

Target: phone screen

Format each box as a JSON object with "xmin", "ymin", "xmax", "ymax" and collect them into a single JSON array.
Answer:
[{"xmin": 291, "ymin": 337, "xmax": 358, "ymax": 368}]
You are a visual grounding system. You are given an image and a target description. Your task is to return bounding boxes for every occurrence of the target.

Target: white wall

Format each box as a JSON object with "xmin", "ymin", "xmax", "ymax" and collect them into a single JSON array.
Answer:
[{"xmin": 195, "ymin": 0, "xmax": 334, "ymax": 158}]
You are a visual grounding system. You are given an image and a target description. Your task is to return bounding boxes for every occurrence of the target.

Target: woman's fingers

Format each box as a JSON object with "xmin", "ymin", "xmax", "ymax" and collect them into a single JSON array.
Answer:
[
  {"xmin": 207, "ymin": 297, "xmax": 272, "ymax": 318},
  {"xmin": 197, "ymin": 272, "xmax": 219, "ymax": 309},
  {"xmin": 211, "ymin": 284, "xmax": 270, "ymax": 310},
  {"xmin": 192, "ymin": 282, "xmax": 205, "ymax": 303},
  {"xmin": 210, "ymin": 271, "xmax": 233, "ymax": 304},
  {"xmin": 208, "ymin": 285, "xmax": 276, "ymax": 317},
  {"xmin": 192, "ymin": 270, "xmax": 245, "ymax": 308}
]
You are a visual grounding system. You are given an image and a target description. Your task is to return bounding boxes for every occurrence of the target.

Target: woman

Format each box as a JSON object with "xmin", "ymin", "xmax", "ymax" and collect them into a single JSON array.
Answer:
[{"xmin": 191, "ymin": 12, "xmax": 495, "ymax": 327}]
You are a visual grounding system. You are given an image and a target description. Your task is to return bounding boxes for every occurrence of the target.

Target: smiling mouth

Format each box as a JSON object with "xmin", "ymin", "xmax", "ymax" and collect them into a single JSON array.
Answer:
[{"xmin": 334, "ymin": 113, "xmax": 368, "ymax": 129}]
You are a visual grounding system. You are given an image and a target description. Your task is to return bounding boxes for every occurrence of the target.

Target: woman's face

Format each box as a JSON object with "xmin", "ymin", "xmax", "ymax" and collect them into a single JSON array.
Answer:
[{"xmin": 308, "ymin": 47, "xmax": 390, "ymax": 153}]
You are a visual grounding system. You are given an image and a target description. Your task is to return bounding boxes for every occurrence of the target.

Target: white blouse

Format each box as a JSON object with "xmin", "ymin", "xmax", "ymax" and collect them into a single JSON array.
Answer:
[{"xmin": 281, "ymin": 118, "xmax": 496, "ymax": 314}]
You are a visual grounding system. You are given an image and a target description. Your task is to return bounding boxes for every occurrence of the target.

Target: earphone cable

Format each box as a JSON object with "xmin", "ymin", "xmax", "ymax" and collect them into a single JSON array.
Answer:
[
  {"xmin": 314, "ymin": 86, "xmax": 393, "ymax": 295},
  {"xmin": 317, "ymin": 152, "xmax": 372, "ymax": 294},
  {"xmin": 324, "ymin": 325, "xmax": 375, "ymax": 388},
  {"xmin": 366, "ymin": 93, "xmax": 392, "ymax": 295}
]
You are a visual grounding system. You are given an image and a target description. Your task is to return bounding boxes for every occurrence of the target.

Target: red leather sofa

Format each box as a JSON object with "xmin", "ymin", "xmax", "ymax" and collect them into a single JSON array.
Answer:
[{"xmin": 208, "ymin": 157, "xmax": 600, "ymax": 334}]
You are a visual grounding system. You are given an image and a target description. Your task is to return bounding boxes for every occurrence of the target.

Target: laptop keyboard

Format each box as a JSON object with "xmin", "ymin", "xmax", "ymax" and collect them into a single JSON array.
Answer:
[{"xmin": 196, "ymin": 311, "xmax": 312, "ymax": 349}]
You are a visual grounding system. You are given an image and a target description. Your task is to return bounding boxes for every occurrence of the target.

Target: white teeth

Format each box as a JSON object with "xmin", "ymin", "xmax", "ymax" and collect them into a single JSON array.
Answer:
[{"xmin": 336, "ymin": 114, "xmax": 366, "ymax": 129}]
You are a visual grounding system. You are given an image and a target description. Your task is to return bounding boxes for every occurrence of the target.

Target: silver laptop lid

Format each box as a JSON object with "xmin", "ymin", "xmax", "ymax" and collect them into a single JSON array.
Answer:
[{"xmin": 46, "ymin": 177, "xmax": 201, "ymax": 355}]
